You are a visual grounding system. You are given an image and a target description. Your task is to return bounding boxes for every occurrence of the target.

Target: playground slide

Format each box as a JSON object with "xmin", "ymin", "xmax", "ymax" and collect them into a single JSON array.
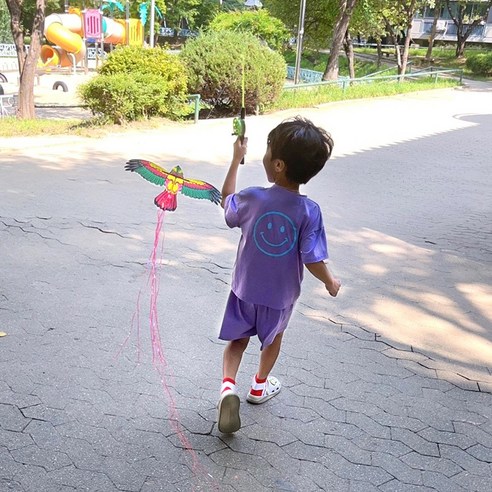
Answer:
[
  {"xmin": 41, "ymin": 13, "xmax": 86, "ymax": 67},
  {"xmin": 40, "ymin": 10, "xmax": 143, "ymax": 67},
  {"xmin": 104, "ymin": 18, "xmax": 126, "ymax": 44}
]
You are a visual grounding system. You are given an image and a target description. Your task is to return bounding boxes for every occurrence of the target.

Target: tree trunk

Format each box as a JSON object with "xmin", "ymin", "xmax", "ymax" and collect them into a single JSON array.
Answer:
[
  {"xmin": 383, "ymin": 19, "xmax": 403, "ymax": 73},
  {"xmin": 455, "ymin": 31, "xmax": 465, "ymax": 58},
  {"xmin": 399, "ymin": 0, "xmax": 418, "ymax": 78},
  {"xmin": 343, "ymin": 29, "xmax": 355, "ymax": 80},
  {"xmin": 425, "ymin": 0, "xmax": 441, "ymax": 62},
  {"xmin": 323, "ymin": 0, "xmax": 358, "ymax": 81},
  {"xmin": 376, "ymin": 39, "xmax": 382, "ymax": 68},
  {"xmin": 6, "ymin": 0, "xmax": 46, "ymax": 119}
]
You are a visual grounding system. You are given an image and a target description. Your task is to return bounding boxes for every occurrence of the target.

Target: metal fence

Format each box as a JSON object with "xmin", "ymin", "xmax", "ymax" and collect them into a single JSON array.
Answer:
[
  {"xmin": 286, "ymin": 66, "xmax": 350, "ymax": 86},
  {"xmin": 1, "ymin": 44, "xmax": 105, "ymax": 61},
  {"xmin": 283, "ymin": 68, "xmax": 463, "ymax": 91},
  {"xmin": 0, "ymin": 44, "xmax": 18, "ymax": 57}
]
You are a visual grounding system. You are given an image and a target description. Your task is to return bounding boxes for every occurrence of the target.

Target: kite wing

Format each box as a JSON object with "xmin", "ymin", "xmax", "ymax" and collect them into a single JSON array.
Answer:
[
  {"xmin": 180, "ymin": 177, "xmax": 221, "ymax": 205},
  {"xmin": 125, "ymin": 159, "xmax": 170, "ymax": 186}
]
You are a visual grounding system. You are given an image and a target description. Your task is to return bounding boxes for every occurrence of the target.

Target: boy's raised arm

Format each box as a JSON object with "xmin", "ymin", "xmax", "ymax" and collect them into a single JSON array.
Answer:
[
  {"xmin": 221, "ymin": 137, "xmax": 248, "ymax": 208},
  {"xmin": 305, "ymin": 261, "xmax": 341, "ymax": 297}
]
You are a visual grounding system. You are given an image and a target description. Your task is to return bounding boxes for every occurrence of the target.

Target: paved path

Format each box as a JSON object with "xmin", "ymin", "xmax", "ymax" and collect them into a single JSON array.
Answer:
[{"xmin": 1, "ymin": 84, "xmax": 491, "ymax": 491}]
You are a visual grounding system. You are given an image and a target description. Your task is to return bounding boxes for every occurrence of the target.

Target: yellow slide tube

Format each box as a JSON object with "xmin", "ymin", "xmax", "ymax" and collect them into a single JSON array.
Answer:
[
  {"xmin": 45, "ymin": 21, "xmax": 83, "ymax": 54},
  {"xmin": 40, "ymin": 13, "xmax": 85, "ymax": 67}
]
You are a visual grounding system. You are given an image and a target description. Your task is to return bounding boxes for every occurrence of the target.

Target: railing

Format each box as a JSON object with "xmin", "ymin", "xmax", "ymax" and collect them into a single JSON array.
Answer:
[
  {"xmin": 286, "ymin": 66, "xmax": 350, "ymax": 86},
  {"xmin": 406, "ymin": 67, "xmax": 464, "ymax": 84},
  {"xmin": 286, "ymin": 66, "xmax": 323, "ymax": 83},
  {"xmin": 283, "ymin": 68, "xmax": 464, "ymax": 91},
  {"xmin": 0, "ymin": 93, "xmax": 18, "ymax": 118},
  {"xmin": 359, "ymin": 61, "xmax": 414, "ymax": 79},
  {"xmin": 1, "ymin": 43, "xmax": 105, "ymax": 61},
  {"xmin": 0, "ymin": 44, "xmax": 18, "ymax": 57},
  {"xmin": 187, "ymin": 94, "xmax": 200, "ymax": 124},
  {"xmin": 158, "ymin": 28, "xmax": 197, "ymax": 38},
  {"xmin": 86, "ymin": 47, "xmax": 107, "ymax": 60}
]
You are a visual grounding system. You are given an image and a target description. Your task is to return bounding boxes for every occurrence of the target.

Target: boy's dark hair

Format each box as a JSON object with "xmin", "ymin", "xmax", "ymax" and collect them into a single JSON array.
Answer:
[{"xmin": 267, "ymin": 116, "xmax": 334, "ymax": 184}]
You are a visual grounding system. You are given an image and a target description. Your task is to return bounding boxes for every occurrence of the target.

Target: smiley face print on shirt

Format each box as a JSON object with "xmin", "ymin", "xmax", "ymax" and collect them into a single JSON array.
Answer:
[{"xmin": 253, "ymin": 211, "xmax": 298, "ymax": 257}]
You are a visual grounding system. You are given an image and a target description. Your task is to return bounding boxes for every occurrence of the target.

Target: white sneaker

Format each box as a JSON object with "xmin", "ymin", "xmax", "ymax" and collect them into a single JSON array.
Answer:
[
  {"xmin": 246, "ymin": 375, "xmax": 281, "ymax": 404},
  {"xmin": 217, "ymin": 382, "xmax": 241, "ymax": 433}
]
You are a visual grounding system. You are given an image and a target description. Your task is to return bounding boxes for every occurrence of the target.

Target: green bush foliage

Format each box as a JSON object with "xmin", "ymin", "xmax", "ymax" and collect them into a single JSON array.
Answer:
[
  {"xmin": 466, "ymin": 52, "xmax": 492, "ymax": 76},
  {"xmin": 208, "ymin": 9, "xmax": 290, "ymax": 52},
  {"xmin": 79, "ymin": 73, "xmax": 177, "ymax": 124},
  {"xmin": 79, "ymin": 46, "xmax": 188, "ymax": 123},
  {"xmin": 180, "ymin": 30, "xmax": 286, "ymax": 114}
]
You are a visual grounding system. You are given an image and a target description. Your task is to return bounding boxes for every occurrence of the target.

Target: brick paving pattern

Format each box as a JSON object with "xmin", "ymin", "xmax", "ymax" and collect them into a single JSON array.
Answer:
[{"xmin": 1, "ymin": 84, "xmax": 491, "ymax": 491}]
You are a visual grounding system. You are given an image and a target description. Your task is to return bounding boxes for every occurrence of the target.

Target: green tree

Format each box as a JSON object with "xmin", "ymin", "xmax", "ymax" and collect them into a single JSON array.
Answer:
[
  {"xmin": 265, "ymin": 0, "xmax": 338, "ymax": 50},
  {"xmin": 15, "ymin": 0, "xmax": 61, "ymax": 36},
  {"xmin": 444, "ymin": 0, "xmax": 492, "ymax": 57},
  {"xmin": 191, "ymin": 1, "xmax": 216, "ymax": 29},
  {"xmin": 208, "ymin": 9, "xmax": 290, "ymax": 51},
  {"xmin": 1, "ymin": 0, "xmax": 14, "ymax": 42},
  {"xmin": 221, "ymin": 0, "xmax": 244, "ymax": 11},
  {"xmin": 164, "ymin": 0, "xmax": 202, "ymax": 29},
  {"xmin": 380, "ymin": 0, "xmax": 431, "ymax": 75}
]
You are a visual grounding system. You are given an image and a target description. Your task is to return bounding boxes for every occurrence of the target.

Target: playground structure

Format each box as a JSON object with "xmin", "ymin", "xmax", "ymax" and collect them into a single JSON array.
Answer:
[{"xmin": 40, "ymin": 4, "xmax": 144, "ymax": 71}]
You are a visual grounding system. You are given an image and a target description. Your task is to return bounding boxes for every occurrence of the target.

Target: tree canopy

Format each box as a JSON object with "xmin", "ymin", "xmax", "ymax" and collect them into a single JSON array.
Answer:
[{"xmin": 209, "ymin": 9, "xmax": 290, "ymax": 51}]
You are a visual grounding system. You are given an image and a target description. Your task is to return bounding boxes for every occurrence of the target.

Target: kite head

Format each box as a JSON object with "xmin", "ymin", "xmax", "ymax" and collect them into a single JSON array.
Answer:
[{"xmin": 170, "ymin": 165, "xmax": 184, "ymax": 177}]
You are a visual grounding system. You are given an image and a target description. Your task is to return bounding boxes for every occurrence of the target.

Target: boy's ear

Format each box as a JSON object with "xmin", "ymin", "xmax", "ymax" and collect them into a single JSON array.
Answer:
[{"xmin": 274, "ymin": 159, "xmax": 286, "ymax": 173}]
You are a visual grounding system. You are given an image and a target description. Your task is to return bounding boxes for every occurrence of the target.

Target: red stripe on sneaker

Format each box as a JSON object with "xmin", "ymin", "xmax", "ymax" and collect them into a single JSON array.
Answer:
[
  {"xmin": 255, "ymin": 374, "xmax": 267, "ymax": 384},
  {"xmin": 223, "ymin": 377, "xmax": 236, "ymax": 385},
  {"xmin": 250, "ymin": 388, "xmax": 263, "ymax": 397},
  {"xmin": 221, "ymin": 386, "xmax": 233, "ymax": 394}
]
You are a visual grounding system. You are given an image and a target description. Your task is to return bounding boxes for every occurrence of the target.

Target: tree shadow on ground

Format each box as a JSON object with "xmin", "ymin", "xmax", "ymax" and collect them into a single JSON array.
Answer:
[{"xmin": 300, "ymin": 113, "xmax": 491, "ymax": 384}]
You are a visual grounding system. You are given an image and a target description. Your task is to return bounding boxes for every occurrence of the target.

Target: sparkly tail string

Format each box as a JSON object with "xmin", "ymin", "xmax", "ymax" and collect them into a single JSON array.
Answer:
[{"xmin": 119, "ymin": 209, "xmax": 220, "ymax": 491}]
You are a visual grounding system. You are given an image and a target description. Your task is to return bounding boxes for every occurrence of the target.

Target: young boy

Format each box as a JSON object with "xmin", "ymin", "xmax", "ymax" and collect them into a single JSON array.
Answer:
[{"xmin": 218, "ymin": 116, "xmax": 341, "ymax": 434}]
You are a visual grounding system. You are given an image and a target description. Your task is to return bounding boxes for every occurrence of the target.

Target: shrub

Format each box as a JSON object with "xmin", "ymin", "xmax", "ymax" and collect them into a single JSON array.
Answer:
[
  {"xmin": 180, "ymin": 30, "xmax": 286, "ymax": 114},
  {"xmin": 208, "ymin": 9, "xmax": 290, "ymax": 52},
  {"xmin": 79, "ymin": 46, "xmax": 188, "ymax": 123},
  {"xmin": 466, "ymin": 52, "xmax": 492, "ymax": 76}
]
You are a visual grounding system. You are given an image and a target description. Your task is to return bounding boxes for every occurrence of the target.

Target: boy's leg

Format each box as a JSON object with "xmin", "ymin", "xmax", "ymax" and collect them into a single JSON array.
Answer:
[
  {"xmin": 257, "ymin": 332, "xmax": 283, "ymax": 379},
  {"xmin": 218, "ymin": 337, "xmax": 249, "ymax": 434},
  {"xmin": 247, "ymin": 332, "xmax": 284, "ymax": 404},
  {"xmin": 223, "ymin": 337, "xmax": 249, "ymax": 381}
]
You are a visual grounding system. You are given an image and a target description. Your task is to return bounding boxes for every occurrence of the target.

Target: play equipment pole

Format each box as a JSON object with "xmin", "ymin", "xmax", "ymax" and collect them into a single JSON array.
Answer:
[
  {"xmin": 125, "ymin": 1, "xmax": 130, "ymax": 45},
  {"xmin": 149, "ymin": 0, "xmax": 156, "ymax": 47},
  {"xmin": 294, "ymin": 0, "xmax": 307, "ymax": 85}
]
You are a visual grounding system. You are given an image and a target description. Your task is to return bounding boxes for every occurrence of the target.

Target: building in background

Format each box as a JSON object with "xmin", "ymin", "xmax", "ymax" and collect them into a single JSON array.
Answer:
[{"xmin": 411, "ymin": 1, "xmax": 492, "ymax": 45}]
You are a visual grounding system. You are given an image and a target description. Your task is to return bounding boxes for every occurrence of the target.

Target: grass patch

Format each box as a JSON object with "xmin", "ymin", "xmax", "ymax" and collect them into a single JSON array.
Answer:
[
  {"xmin": 0, "ymin": 117, "xmax": 83, "ymax": 138},
  {"xmin": 296, "ymin": 45, "xmax": 491, "ymax": 81},
  {"xmin": 270, "ymin": 77, "xmax": 459, "ymax": 112},
  {"xmin": 283, "ymin": 49, "xmax": 386, "ymax": 78},
  {"xmin": 0, "ymin": 115, "xmax": 176, "ymax": 138},
  {"xmin": 355, "ymin": 46, "xmax": 491, "ymax": 80}
]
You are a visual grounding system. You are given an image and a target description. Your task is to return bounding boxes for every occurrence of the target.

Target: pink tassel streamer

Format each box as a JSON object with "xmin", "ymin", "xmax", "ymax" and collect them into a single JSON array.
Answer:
[{"xmin": 121, "ymin": 209, "xmax": 219, "ymax": 491}]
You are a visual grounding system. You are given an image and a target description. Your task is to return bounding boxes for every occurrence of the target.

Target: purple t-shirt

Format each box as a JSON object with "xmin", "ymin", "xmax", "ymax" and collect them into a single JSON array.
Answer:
[{"xmin": 224, "ymin": 185, "xmax": 329, "ymax": 309}]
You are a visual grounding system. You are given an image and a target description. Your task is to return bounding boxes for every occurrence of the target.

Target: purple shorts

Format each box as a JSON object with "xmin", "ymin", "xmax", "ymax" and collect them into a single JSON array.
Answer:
[{"xmin": 219, "ymin": 291, "xmax": 293, "ymax": 349}]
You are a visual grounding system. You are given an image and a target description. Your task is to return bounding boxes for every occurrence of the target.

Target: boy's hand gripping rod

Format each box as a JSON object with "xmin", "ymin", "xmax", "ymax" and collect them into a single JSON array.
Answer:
[{"xmin": 232, "ymin": 108, "xmax": 246, "ymax": 165}]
